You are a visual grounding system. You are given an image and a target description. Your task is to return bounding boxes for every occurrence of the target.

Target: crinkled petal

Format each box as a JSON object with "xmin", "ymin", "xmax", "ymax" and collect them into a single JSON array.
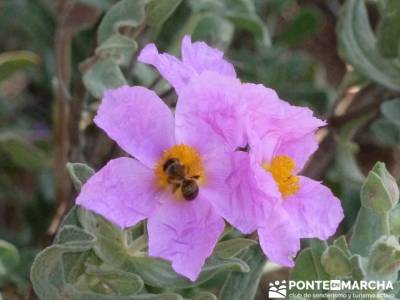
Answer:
[
  {"xmin": 276, "ymin": 133, "xmax": 319, "ymax": 170},
  {"xmin": 95, "ymin": 86, "xmax": 175, "ymax": 168},
  {"xmin": 138, "ymin": 43, "xmax": 195, "ymax": 93},
  {"xmin": 242, "ymin": 83, "xmax": 283, "ymax": 139},
  {"xmin": 181, "ymin": 35, "xmax": 236, "ymax": 78},
  {"xmin": 272, "ymin": 104, "xmax": 325, "ymax": 168},
  {"xmin": 242, "ymin": 83, "xmax": 325, "ymax": 167},
  {"xmin": 76, "ymin": 157, "xmax": 160, "ymax": 228},
  {"xmin": 206, "ymin": 151, "xmax": 277, "ymax": 233},
  {"xmin": 248, "ymin": 129, "xmax": 281, "ymax": 164},
  {"xmin": 278, "ymin": 103, "xmax": 326, "ymax": 139},
  {"xmin": 258, "ymin": 204, "xmax": 300, "ymax": 267},
  {"xmin": 175, "ymin": 71, "xmax": 245, "ymax": 154},
  {"xmin": 147, "ymin": 195, "xmax": 224, "ymax": 281},
  {"xmin": 283, "ymin": 176, "xmax": 344, "ymax": 240}
]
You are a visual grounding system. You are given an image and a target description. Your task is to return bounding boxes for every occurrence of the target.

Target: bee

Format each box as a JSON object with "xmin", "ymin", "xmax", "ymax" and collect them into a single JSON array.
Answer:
[{"xmin": 163, "ymin": 158, "xmax": 199, "ymax": 201}]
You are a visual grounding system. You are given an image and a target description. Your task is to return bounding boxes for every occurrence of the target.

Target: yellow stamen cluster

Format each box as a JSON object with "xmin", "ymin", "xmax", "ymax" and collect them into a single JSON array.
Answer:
[
  {"xmin": 263, "ymin": 155, "xmax": 300, "ymax": 198},
  {"xmin": 154, "ymin": 144, "xmax": 205, "ymax": 189}
]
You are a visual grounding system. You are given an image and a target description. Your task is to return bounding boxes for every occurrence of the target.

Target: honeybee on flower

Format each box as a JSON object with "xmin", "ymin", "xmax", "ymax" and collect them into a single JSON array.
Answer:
[{"xmin": 76, "ymin": 35, "xmax": 343, "ymax": 281}]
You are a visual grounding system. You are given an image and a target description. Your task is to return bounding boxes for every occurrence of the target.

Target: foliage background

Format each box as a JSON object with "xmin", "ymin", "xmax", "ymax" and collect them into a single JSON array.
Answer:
[{"xmin": 0, "ymin": 0, "xmax": 399, "ymax": 299}]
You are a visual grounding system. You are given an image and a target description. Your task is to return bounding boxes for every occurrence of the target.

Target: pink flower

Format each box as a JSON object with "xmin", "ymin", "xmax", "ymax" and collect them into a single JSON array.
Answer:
[
  {"xmin": 233, "ymin": 84, "xmax": 344, "ymax": 266},
  {"xmin": 138, "ymin": 35, "xmax": 236, "ymax": 93},
  {"xmin": 76, "ymin": 71, "xmax": 246, "ymax": 281},
  {"xmin": 188, "ymin": 82, "xmax": 344, "ymax": 267},
  {"xmin": 77, "ymin": 35, "xmax": 343, "ymax": 277}
]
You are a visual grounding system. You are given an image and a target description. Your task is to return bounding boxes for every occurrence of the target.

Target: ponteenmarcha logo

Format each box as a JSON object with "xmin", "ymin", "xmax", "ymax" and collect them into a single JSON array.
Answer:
[
  {"xmin": 267, "ymin": 280, "xmax": 394, "ymax": 299},
  {"xmin": 268, "ymin": 280, "xmax": 287, "ymax": 298}
]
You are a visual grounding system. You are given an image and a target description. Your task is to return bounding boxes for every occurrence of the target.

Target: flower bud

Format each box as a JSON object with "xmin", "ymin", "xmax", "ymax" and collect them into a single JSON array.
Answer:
[
  {"xmin": 361, "ymin": 162, "xmax": 399, "ymax": 213},
  {"xmin": 368, "ymin": 236, "xmax": 400, "ymax": 275},
  {"xmin": 321, "ymin": 245, "xmax": 353, "ymax": 276}
]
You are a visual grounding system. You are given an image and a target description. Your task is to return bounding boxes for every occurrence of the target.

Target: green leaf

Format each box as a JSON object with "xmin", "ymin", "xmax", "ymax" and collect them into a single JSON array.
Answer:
[
  {"xmin": 64, "ymin": 284, "xmax": 186, "ymax": 300},
  {"xmin": 227, "ymin": 14, "xmax": 270, "ymax": 46},
  {"xmin": 60, "ymin": 206, "xmax": 81, "ymax": 228},
  {"xmin": 290, "ymin": 248, "xmax": 322, "ymax": 293},
  {"xmin": 309, "ymin": 239, "xmax": 330, "ymax": 280},
  {"xmin": 0, "ymin": 240, "xmax": 20, "ymax": 277},
  {"xmin": 350, "ymin": 207, "xmax": 390, "ymax": 256},
  {"xmin": 82, "ymin": 58, "xmax": 127, "ymax": 98},
  {"xmin": 85, "ymin": 264, "xmax": 144, "ymax": 295},
  {"xmin": 66, "ymin": 251, "xmax": 95, "ymax": 285},
  {"xmin": 377, "ymin": 0, "xmax": 400, "ymax": 58},
  {"xmin": 191, "ymin": 292, "xmax": 217, "ymax": 300},
  {"xmin": 390, "ymin": 205, "xmax": 400, "ymax": 236},
  {"xmin": 30, "ymin": 227, "xmax": 95, "ymax": 300},
  {"xmin": 0, "ymin": 51, "xmax": 39, "ymax": 82},
  {"xmin": 290, "ymin": 241, "xmax": 330, "ymax": 296},
  {"xmin": 66, "ymin": 162, "xmax": 95, "ymax": 191},
  {"xmin": 218, "ymin": 245, "xmax": 266, "ymax": 300},
  {"xmin": 192, "ymin": 14, "xmax": 234, "ymax": 50},
  {"xmin": 0, "ymin": 134, "xmax": 46, "ymax": 171},
  {"xmin": 122, "ymin": 255, "xmax": 249, "ymax": 289},
  {"xmin": 361, "ymin": 162, "xmax": 399, "ymax": 212},
  {"xmin": 224, "ymin": 0, "xmax": 270, "ymax": 46},
  {"xmin": 146, "ymin": 0, "xmax": 183, "ymax": 27},
  {"xmin": 95, "ymin": 34, "xmax": 138, "ymax": 66},
  {"xmin": 276, "ymin": 8, "xmax": 320, "ymax": 46},
  {"xmin": 213, "ymin": 238, "xmax": 257, "ymax": 258},
  {"xmin": 333, "ymin": 236, "xmax": 351, "ymax": 257},
  {"xmin": 367, "ymin": 236, "xmax": 400, "ymax": 280},
  {"xmin": 350, "ymin": 255, "xmax": 367, "ymax": 280},
  {"xmin": 78, "ymin": 208, "xmax": 128, "ymax": 266},
  {"xmin": 361, "ymin": 173, "xmax": 391, "ymax": 212},
  {"xmin": 371, "ymin": 118, "xmax": 400, "ymax": 146},
  {"xmin": 336, "ymin": 115, "xmax": 369, "ymax": 184},
  {"xmin": 97, "ymin": 0, "xmax": 146, "ymax": 43},
  {"xmin": 321, "ymin": 245, "xmax": 353, "ymax": 277},
  {"xmin": 337, "ymin": 0, "xmax": 400, "ymax": 91},
  {"xmin": 55, "ymin": 225, "xmax": 95, "ymax": 245},
  {"xmin": 381, "ymin": 99, "xmax": 400, "ymax": 126}
]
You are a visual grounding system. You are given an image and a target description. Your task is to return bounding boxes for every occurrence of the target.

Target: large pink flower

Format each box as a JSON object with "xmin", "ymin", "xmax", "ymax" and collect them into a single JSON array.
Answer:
[
  {"xmin": 236, "ymin": 84, "xmax": 344, "ymax": 266},
  {"xmin": 138, "ymin": 35, "xmax": 236, "ymax": 93},
  {"xmin": 76, "ymin": 71, "xmax": 246, "ymax": 281},
  {"xmin": 184, "ymin": 81, "xmax": 344, "ymax": 267},
  {"xmin": 77, "ymin": 35, "xmax": 343, "ymax": 276}
]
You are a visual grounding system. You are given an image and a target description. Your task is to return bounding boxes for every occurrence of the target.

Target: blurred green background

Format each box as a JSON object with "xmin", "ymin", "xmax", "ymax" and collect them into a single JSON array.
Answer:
[{"xmin": 0, "ymin": 0, "xmax": 399, "ymax": 299}]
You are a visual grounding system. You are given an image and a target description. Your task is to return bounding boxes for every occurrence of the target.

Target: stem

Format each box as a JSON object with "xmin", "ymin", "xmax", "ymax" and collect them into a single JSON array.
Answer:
[{"xmin": 48, "ymin": 0, "xmax": 74, "ymax": 236}]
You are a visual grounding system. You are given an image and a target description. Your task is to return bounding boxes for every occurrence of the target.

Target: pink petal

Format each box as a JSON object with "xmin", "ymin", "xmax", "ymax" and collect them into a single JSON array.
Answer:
[
  {"xmin": 276, "ymin": 133, "xmax": 319, "ymax": 170},
  {"xmin": 76, "ymin": 158, "xmax": 161, "ymax": 229},
  {"xmin": 258, "ymin": 205, "xmax": 300, "ymax": 267},
  {"xmin": 206, "ymin": 151, "xmax": 276, "ymax": 234},
  {"xmin": 278, "ymin": 103, "xmax": 326, "ymax": 139},
  {"xmin": 181, "ymin": 35, "xmax": 236, "ymax": 78},
  {"xmin": 272, "ymin": 104, "xmax": 325, "ymax": 169},
  {"xmin": 95, "ymin": 86, "xmax": 175, "ymax": 168},
  {"xmin": 242, "ymin": 83, "xmax": 325, "ymax": 168},
  {"xmin": 283, "ymin": 176, "xmax": 344, "ymax": 240},
  {"xmin": 242, "ymin": 83, "xmax": 283, "ymax": 139},
  {"xmin": 147, "ymin": 195, "xmax": 224, "ymax": 281},
  {"xmin": 138, "ymin": 43, "xmax": 195, "ymax": 93},
  {"xmin": 175, "ymin": 71, "xmax": 246, "ymax": 154}
]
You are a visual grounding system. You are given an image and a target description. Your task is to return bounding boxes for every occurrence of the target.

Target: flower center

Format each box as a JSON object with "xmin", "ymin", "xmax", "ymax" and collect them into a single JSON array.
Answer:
[
  {"xmin": 155, "ymin": 144, "xmax": 205, "ymax": 201},
  {"xmin": 263, "ymin": 155, "xmax": 300, "ymax": 198}
]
